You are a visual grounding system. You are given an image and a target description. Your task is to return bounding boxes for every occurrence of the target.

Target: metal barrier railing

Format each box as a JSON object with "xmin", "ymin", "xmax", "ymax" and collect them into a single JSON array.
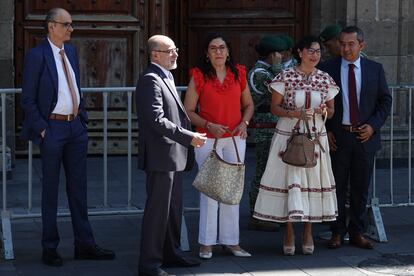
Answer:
[
  {"xmin": 1, "ymin": 85, "xmax": 413, "ymax": 258},
  {"xmin": 0, "ymin": 86, "xmax": 189, "ymax": 259},
  {"xmin": 372, "ymin": 85, "xmax": 413, "ymax": 207}
]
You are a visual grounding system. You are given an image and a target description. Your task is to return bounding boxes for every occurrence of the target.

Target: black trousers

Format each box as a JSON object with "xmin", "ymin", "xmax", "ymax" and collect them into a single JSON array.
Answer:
[
  {"xmin": 330, "ymin": 130, "xmax": 375, "ymax": 237},
  {"xmin": 138, "ymin": 171, "xmax": 184, "ymax": 272}
]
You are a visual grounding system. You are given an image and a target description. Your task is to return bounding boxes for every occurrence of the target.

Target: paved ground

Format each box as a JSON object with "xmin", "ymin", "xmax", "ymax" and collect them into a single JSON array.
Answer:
[{"xmin": 1, "ymin": 147, "xmax": 414, "ymax": 276}]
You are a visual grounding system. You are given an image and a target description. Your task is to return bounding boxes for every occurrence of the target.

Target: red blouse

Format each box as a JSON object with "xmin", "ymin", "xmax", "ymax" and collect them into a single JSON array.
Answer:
[{"xmin": 190, "ymin": 64, "xmax": 247, "ymax": 138}]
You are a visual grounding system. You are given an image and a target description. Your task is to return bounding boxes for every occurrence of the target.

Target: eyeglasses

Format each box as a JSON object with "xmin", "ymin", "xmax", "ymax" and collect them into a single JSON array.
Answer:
[
  {"xmin": 153, "ymin": 48, "xmax": 179, "ymax": 55},
  {"xmin": 208, "ymin": 45, "xmax": 227, "ymax": 53},
  {"xmin": 51, "ymin": 21, "xmax": 73, "ymax": 29},
  {"xmin": 306, "ymin": 48, "xmax": 321, "ymax": 55}
]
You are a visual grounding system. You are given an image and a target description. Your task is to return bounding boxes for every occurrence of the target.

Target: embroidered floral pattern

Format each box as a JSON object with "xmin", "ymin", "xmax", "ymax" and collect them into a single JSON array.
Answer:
[
  {"xmin": 270, "ymin": 67, "xmax": 338, "ymax": 111},
  {"xmin": 259, "ymin": 184, "xmax": 336, "ymax": 193}
]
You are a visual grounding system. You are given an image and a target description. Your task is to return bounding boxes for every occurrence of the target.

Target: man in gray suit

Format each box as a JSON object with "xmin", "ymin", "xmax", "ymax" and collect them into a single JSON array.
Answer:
[{"xmin": 135, "ymin": 35, "xmax": 207, "ymax": 276}]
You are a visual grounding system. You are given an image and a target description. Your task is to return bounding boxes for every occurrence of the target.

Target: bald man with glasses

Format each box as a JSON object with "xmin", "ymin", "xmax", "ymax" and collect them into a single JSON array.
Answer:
[
  {"xmin": 135, "ymin": 35, "xmax": 206, "ymax": 276},
  {"xmin": 21, "ymin": 7, "xmax": 114, "ymax": 266}
]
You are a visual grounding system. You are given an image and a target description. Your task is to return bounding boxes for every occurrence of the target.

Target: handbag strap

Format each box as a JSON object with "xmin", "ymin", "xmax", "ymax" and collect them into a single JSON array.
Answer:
[
  {"xmin": 293, "ymin": 110, "xmax": 312, "ymax": 138},
  {"xmin": 313, "ymin": 109, "xmax": 328, "ymax": 152},
  {"xmin": 212, "ymin": 132, "xmax": 242, "ymax": 164}
]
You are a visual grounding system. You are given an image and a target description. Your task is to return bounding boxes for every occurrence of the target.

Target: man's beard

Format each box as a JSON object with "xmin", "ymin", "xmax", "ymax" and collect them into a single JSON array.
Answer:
[{"xmin": 170, "ymin": 60, "xmax": 177, "ymax": 70}]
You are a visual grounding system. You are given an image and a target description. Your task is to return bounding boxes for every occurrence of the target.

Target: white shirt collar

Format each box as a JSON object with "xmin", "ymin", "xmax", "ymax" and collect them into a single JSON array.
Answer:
[
  {"xmin": 47, "ymin": 38, "xmax": 65, "ymax": 55},
  {"xmin": 151, "ymin": 62, "xmax": 172, "ymax": 79},
  {"xmin": 341, "ymin": 56, "xmax": 361, "ymax": 69}
]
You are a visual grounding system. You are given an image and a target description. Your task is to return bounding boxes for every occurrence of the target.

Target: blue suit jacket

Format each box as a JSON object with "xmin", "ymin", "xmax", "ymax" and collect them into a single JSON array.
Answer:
[
  {"xmin": 20, "ymin": 38, "xmax": 88, "ymax": 145},
  {"xmin": 319, "ymin": 57, "xmax": 392, "ymax": 152}
]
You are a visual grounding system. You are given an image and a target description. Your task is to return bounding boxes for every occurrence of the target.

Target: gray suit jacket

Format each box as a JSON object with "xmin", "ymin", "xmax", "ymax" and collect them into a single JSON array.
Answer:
[{"xmin": 135, "ymin": 63, "xmax": 194, "ymax": 171}]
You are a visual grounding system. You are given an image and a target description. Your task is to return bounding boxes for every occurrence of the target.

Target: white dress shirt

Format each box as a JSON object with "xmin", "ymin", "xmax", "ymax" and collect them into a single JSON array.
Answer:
[
  {"xmin": 48, "ymin": 38, "xmax": 80, "ymax": 115},
  {"xmin": 340, "ymin": 57, "xmax": 362, "ymax": 125}
]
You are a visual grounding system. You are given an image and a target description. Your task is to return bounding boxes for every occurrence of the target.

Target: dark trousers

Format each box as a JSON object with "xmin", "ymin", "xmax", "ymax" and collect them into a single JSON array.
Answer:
[
  {"xmin": 330, "ymin": 130, "xmax": 375, "ymax": 236},
  {"xmin": 40, "ymin": 117, "xmax": 95, "ymax": 249},
  {"xmin": 138, "ymin": 171, "xmax": 184, "ymax": 272}
]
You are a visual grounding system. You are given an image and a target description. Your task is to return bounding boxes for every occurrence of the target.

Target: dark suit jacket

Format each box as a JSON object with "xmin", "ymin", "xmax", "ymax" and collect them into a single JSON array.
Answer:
[
  {"xmin": 319, "ymin": 57, "xmax": 392, "ymax": 152},
  {"xmin": 135, "ymin": 63, "xmax": 194, "ymax": 172},
  {"xmin": 20, "ymin": 38, "xmax": 88, "ymax": 145}
]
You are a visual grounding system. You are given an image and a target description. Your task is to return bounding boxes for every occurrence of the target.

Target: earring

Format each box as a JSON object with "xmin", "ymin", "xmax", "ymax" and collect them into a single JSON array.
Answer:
[
  {"xmin": 206, "ymin": 56, "xmax": 210, "ymax": 63},
  {"xmin": 226, "ymin": 55, "xmax": 230, "ymax": 61}
]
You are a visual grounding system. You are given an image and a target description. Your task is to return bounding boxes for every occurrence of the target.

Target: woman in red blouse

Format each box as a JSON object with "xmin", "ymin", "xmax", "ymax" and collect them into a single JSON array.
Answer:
[{"xmin": 184, "ymin": 33, "xmax": 254, "ymax": 259}]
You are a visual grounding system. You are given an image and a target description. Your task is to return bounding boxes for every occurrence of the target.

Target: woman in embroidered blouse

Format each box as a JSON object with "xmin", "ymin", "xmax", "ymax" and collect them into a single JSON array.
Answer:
[
  {"xmin": 184, "ymin": 33, "xmax": 254, "ymax": 259},
  {"xmin": 253, "ymin": 36, "xmax": 339, "ymax": 255}
]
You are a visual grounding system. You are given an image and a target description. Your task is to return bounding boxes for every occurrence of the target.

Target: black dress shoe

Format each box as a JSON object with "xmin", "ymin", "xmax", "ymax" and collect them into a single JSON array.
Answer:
[
  {"xmin": 163, "ymin": 256, "xmax": 201, "ymax": 268},
  {"xmin": 138, "ymin": 267, "xmax": 172, "ymax": 276},
  {"xmin": 42, "ymin": 248, "xmax": 63, "ymax": 267},
  {"xmin": 74, "ymin": 245, "xmax": 115, "ymax": 260}
]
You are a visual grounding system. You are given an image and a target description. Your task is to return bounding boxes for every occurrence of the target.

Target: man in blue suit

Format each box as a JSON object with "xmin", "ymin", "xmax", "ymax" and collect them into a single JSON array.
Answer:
[
  {"xmin": 21, "ymin": 8, "xmax": 114, "ymax": 266},
  {"xmin": 319, "ymin": 26, "xmax": 392, "ymax": 250}
]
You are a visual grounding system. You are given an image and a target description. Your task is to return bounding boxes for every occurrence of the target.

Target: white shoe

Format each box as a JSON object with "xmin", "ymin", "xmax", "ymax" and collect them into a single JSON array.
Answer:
[
  {"xmin": 302, "ymin": 244, "xmax": 314, "ymax": 255},
  {"xmin": 283, "ymin": 245, "xmax": 295, "ymax": 256},
  {"xmin": 199, "ymin": 251, "xmax": 212, "ymax": 259},
  {"xmin": 199, "ymin": 245, "xmax": 213, "ymax": 259},
  {"xmin": 223, "ymin": 245, "xmax": 252, "ymax": 257}
]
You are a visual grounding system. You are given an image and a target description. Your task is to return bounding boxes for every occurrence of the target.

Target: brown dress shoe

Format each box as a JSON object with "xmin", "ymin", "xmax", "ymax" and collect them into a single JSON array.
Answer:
[
  {"xmin": 349, "ymin": 234, "xmax": 374, "ymax": 249},
  {"xmin": 327, "ymin": 234, "xmax": 342, "ymax": 249}
]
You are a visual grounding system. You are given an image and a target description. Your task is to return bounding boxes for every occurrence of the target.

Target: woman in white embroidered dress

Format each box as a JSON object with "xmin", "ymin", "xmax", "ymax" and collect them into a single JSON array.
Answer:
[{"xmin": 253, "ymin": 36, "xmax": 338, "ymax": 255}]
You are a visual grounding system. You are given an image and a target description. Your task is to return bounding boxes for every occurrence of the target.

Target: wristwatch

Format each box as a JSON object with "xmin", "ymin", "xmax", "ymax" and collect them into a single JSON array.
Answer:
[{"xmin": 243, "ymin": 120, "xmax": 249, "ymax": 126}]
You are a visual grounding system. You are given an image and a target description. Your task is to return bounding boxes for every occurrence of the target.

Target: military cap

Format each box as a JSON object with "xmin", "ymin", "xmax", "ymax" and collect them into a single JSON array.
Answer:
[
  {"xmin": 278, "ymin": 34, "xmax": 294, "ymax": 49},
  {"xmin": 319, "ymin": 24, "xmax": 341, "ymax": 42},
  {"xmin": 255, "ymin": 36, "xmax": 288, "ymax": 56}
]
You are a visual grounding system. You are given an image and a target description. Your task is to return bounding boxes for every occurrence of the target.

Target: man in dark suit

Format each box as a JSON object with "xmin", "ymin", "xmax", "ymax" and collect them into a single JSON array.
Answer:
[
  {"xmin": 21, "ymin": 8, "xmax": 115, "ymax": 266},
  {"xmin": 135, "ymin": 35, "xmax": 207, "ymax": 276},
  {"xmin": 319, "ymin": 26, "xmax": 392, "ymax": 250}
]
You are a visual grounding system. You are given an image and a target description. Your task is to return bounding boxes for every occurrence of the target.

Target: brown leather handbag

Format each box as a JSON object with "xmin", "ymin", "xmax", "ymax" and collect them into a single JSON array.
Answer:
[{"xmin": 282, "ymin": 110, "xmax": 326, "ymax": 168}]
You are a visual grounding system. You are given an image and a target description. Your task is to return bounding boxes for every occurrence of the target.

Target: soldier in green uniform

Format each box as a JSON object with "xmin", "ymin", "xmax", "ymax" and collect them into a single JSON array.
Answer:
[
  {"xmin": 279, "ymin": 34, "xmax": 298, "ymax": 70},
  {"xmin": 247, "ymin": 36, "xmax": 288, "ymax": 231},
  {"xmin": 319, "ymin": 24, "xmax": 342, "ymax": 62}
]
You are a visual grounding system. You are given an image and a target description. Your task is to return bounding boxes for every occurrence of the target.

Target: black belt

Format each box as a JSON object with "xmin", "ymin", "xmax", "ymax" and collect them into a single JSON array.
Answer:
[{"xmin": 342, "ymin": 125, "xmax": 360, "ymax": 133}]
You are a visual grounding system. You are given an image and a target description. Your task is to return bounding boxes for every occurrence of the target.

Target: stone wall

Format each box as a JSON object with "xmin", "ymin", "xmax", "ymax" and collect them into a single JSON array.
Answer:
[
  {"xmin": 312, "ymin": 0, "xmax": 413, "ymax": 85},
  {"xmin": 312, "ymin": 0, "xmax": 413, "ymax": 160}
]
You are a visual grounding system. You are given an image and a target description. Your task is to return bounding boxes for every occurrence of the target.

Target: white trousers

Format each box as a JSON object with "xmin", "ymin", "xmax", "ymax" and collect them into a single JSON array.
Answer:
[{"xmin": 195, "ymin": 136, "xmax": 246, "ymax": 246}]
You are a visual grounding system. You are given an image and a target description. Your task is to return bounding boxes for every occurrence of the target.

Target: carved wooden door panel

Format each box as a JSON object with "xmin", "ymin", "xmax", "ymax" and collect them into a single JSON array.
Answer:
[
  {"xmin": 15, "ymin": 0, "xmax": 143, "ymax": 109},
  {"xmin": 14, "ymin": 0, "xmax": 168, "ymax": 153},
  {"xmin": 173, "ymin": 0, "xmax": 311, "ymax": 85}
]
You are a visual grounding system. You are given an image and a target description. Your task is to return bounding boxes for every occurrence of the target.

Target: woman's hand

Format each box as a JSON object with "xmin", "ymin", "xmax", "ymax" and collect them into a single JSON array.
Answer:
[
  {"xmin": 208, "ymin": 123, "xmax": 229, "ymax": 139},
  {"xmin": 289, "ymin": 108, "xmax": 313, "ymax": 120},
  {"xmin": 314, "ymin": 103, "xmax": 327, "ymax": 115},
  {"xmin": 231, "ymin": 122, "xmax": 248, "ymax": 139}
]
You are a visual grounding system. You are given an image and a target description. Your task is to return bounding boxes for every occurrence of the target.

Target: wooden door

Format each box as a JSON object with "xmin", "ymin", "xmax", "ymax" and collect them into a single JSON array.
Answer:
[
  {"xmin": 172, "ymin": 0, "xmax": 311, "ymax": 85},
  {"xmin": 14, "ymin": 0, "xmax": 170, "ymax": 154}
]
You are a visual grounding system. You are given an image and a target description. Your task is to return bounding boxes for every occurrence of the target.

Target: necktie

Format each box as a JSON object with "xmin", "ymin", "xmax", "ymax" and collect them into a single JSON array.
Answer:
[
  {"xmin": 168, "ymin": 71, "xmax": 175, "ymax": 85},
  {"xmin": 59, "ymin": 49, "xmax": 79, "ymax": 116},
  {"xmin": 348, "ymin": 63, "xmax": 359, "ymax": 125}
]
